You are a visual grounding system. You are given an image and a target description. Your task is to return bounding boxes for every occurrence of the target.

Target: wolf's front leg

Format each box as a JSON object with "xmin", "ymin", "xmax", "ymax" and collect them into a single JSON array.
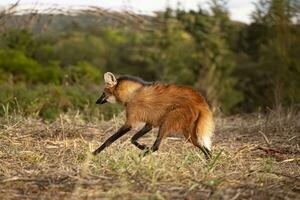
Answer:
[{"xmin": 93, "ymin": 124, "xmax": 131, "ymax": 155}]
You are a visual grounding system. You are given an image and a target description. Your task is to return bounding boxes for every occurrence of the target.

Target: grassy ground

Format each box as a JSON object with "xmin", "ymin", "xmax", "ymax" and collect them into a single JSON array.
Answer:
[{"xmin": 0, "ymin": 111, "xmax": 299, "ymax": 199}]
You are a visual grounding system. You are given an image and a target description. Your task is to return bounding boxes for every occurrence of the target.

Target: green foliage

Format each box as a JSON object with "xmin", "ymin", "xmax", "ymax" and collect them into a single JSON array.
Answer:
[
  {"xmin": 0, "ymin": 0, "xmax": 299, "ymax": 118},
  {"xmin": 0, "ymin": 84, "xmax": 121, "ymax": 120},
  {"xmin": 240, "ymin": 0, "xmax": 300, "ymax": 109},
  {"xmin": 54, "ymin": 32, "xmax": 106, "ymax": 68},
  {"xmin": 66, "ymin": 61, "xmax": 102, "ymax": 85},
  {"xmin": 39, "ymin": 61, "xmax": 63, "ymax": 85},
  {"xmin": 152, "ymin": 11, "xmax": 198, "ymax": 85},
  {"xmin": 0, "ymin": 29, "xmax": 34, "ymax": 51},
  {"xmin": 176, "ymin": 1, "xmax": 244, "ymax": 112},
  {"xmin": 0, "ymin": 49, "xmax": 43, "ymax": 82}
]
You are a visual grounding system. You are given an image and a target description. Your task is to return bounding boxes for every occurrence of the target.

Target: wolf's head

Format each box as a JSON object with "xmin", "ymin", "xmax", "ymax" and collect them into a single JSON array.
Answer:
[
  {"xmin": 96, "ymin": 72, "xmax": 118, "ymax": 104},
  {"xmin": 96, "ymin": 72, "xmax": 145, "ymax": 105}
]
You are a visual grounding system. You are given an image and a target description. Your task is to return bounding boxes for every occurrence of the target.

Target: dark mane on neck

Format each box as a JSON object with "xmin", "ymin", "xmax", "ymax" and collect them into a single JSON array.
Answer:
[{"xmin": 117, "ymin": 75, "xmax": 153, "ymax": 86}]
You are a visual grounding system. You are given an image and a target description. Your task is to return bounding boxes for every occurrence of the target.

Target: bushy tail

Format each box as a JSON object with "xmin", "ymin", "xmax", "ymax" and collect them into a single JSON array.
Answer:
[{"xmin": 196, "ymin": 108, "xmax": 214, "ymax": 150}]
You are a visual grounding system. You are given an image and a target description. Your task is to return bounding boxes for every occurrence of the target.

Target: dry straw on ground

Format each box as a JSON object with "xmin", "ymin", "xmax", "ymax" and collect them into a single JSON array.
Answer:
[{"xmin": 0, "ymin": 110, "xmax": 299, "ymax": 199}]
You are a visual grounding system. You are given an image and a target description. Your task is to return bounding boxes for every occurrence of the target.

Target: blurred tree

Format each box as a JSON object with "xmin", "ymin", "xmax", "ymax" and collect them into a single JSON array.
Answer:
[
  {"xmin": 66, "ymin": 61, "xmax": 102, "ymax": 85},
  {"xmin": 252, "ymin": 0, "xmax": 300, "ymax": 109},
  {"xmin": 147, "ymin": 8, "xmax": 198, "ymax": 84},
  {"xmin": 0, "ymin": 49, "xmax": 42, "ymax": 83},
  {"xmin": 54, "ymin": 32, "xmax": 106, "ymax": 68},
  {"xmin": 177, "ymin": 0, "xmax": 243, "ymax": 113},
  {"xmin": 0, "ymin": 5, "xmax": 298, "ymax": 116},
  {"xmin": 0, "ymin": 29, "xmax": 34, "ymax": 52}
]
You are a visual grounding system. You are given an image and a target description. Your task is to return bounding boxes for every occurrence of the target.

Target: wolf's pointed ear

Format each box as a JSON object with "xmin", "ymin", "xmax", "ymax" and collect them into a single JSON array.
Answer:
[{"xmin": 104, "ymin": 72, "xmax": 117, "ymax": 86}]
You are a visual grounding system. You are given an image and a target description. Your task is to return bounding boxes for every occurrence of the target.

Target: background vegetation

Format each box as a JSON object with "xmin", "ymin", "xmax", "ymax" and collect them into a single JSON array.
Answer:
[
  {"xmin": 0, "ymin": 0, "xmax": 299, "ymax": 120},
  {"xmin": 0, "ymin": 1, "xmax": 299, "ymax": 199}
]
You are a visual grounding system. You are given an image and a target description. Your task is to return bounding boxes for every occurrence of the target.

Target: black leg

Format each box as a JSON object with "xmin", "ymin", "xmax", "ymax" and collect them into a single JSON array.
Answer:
[
  {"xmin": 131, "ymin": 124, "xmax": 152, "ymax": 150},
  {"xmin": 198, "ymin": 145, "xmax": 212, "ymax": 160},
  {"xmin": 93, "ymin": 125, "xmax": 131, "ymax": 155},
  {"xmin": 143, "ymin": 131, "xmax": 164, "ymax": 156}
]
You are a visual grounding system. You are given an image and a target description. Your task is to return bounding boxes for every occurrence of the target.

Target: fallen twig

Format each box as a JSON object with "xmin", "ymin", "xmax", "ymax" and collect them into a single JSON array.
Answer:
[
  {"xmin": 280, "ymin": 158, "xmax": 300, "ymax": 163},
  {"xmin": 259, "ymin": 131, "xmax": 271, "ymax": 145},
  {"xmin": 233, "ymin": 144, "xmax": 257, "ymax": 159},
  {"xmin": 255, "ymin": 146, "xmax": 283, "ymax": 155}
]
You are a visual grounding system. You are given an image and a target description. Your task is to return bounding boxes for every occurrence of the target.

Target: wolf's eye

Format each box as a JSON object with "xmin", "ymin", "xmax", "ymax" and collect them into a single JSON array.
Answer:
[
  {"xmin": 103, "ymin": 88, "xmax": 109, "ymax": 93},
  {"xmin": 104, "ymin": 87, "xmax": 114, "ymax": 94}
]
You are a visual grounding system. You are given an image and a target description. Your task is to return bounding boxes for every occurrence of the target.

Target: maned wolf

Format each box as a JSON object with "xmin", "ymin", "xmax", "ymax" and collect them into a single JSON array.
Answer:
[{"xmin": 93, "ymin": 72, "xmax": 214, "ymax": 159}]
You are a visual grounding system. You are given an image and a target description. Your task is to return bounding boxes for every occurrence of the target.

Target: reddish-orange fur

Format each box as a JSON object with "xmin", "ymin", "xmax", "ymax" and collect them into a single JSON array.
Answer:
[{"xmin": 94, "ymin": 73, "xmax": 214, "ymax": 159}]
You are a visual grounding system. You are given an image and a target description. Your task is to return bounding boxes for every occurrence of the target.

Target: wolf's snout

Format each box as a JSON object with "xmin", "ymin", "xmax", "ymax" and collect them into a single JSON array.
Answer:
[{"xmin": 96, "ymin": 93, "xmax": 107, "ymax": 104}]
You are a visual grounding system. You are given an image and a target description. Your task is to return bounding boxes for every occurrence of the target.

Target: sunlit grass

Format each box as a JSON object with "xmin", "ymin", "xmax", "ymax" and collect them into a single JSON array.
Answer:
[{"xmin": 0, "ymin": 111, "xmax": 299, "ymax": 199}]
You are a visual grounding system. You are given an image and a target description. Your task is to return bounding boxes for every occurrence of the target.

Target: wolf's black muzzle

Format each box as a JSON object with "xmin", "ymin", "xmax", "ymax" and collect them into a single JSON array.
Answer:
[{"xmin": 96, "ymin": 92, "xmax": 107, "ymax": 104}]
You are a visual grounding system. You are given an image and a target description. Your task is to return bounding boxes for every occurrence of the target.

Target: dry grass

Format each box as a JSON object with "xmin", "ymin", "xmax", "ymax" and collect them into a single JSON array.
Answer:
[{"xmin": 0, "ymin": 111, "xmax": 299, "ymax": 200}]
